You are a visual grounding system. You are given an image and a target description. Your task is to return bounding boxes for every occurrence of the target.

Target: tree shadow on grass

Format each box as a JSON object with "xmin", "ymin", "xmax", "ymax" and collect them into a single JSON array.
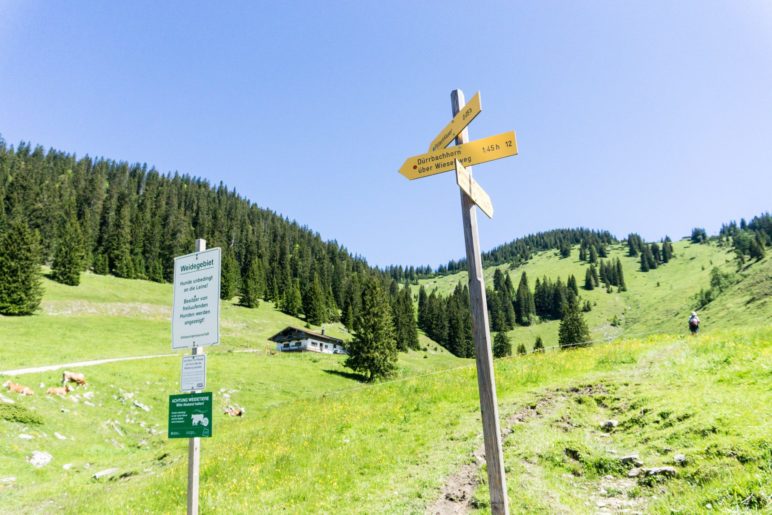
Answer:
[{"xmin": 323, "ymin": 369, "xmax": 368, "ymax": 383}]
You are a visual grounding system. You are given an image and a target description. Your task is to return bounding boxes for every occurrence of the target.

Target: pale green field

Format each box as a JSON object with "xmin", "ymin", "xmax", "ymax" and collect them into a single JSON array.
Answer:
[
  {"xmin": 2, "ymin": 328, "xmax": 767, "ymax": 513},
  {"xmin": 1, "ymin": 271, "xmax": 453, "ymax": 370}
]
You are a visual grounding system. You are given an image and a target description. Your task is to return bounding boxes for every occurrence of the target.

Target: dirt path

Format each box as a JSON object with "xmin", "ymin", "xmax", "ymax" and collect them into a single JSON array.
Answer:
[
  {"xmin": 426, "ymin": 394, "xmax": 563, "ymax": 514},
  {"xmin": 427, "ymin": 383, "xmax": 647, "ymax": 514},
  {"xmin": 0, "ymin": 353, "xmax": 177, "ymax": 377}
]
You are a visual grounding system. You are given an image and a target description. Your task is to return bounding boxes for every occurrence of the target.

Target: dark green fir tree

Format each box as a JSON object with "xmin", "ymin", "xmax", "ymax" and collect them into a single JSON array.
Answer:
[
  {"xmin": 558, "ymin": 303, "xmax": 591, "ymax": 349},
  {"xmin": 493, "ymin": 331, "xmax": 512, "ymax": 358},
  {"xmin": 345, "ymin": 277, "xmax": 397, "ymax": 381},
  {"xmin": 239, "ymin": 258, "xmax": 263, "ymax": 308},
  {"xmin": 220, "ymin": 249, "xmax": 240, "ymax": 300},
  {"xmin": 51, "ymin": 216, "xmax": 85, "ymax": 286},
  {"xmin": 0, "ymin": 218, "xmax": 43, "ymax": 315}
]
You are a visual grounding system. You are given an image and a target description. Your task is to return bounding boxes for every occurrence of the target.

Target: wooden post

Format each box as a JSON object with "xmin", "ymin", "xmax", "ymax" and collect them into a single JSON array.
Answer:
[
  {"xmin": 451, "ymin": 89, "xmax": 510, "ymax": 514},
  {"xmin": 187, "ymin": 238, "xmax": 206, "ymax": 515}
]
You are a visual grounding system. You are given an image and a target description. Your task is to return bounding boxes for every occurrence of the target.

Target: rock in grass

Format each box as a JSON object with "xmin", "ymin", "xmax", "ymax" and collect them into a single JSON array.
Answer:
[
  {"xmin": 601, "ymin": 420, "xmax": 618, "ymax": 431},
  {"xmin": 645, "ymin": 466, "xmax": 677, "ymax": 477},
  {"xmin": 27, "ymin": 451, "xmax": 52, "ymax": 467},
  {"xmin": 620, "ymin": 454, "xmax": 643, "ymax": 467},
  {"xmin": 674, "ymin": 453, "xmax": 687, "ymax": 466},
  {"xmin": 628, "ymin": 467, "xmax": 643, "ymax": 478},
  {"xmin": 92, "ymin": 468, "xmax": 119, "ymax": 480},
  {"xmin": 133, "ymin": 400, "xmax": 151, "ymax": 412}
]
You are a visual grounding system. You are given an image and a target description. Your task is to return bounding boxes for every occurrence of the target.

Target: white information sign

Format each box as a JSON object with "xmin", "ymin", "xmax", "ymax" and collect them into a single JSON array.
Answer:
[
  {"xmin": 181, "ymin": 354, "xmax": 207, "ymax": 392},
  {"xmin": 172, "ymin": 248, "xmax": 221, "ymax": 349}
]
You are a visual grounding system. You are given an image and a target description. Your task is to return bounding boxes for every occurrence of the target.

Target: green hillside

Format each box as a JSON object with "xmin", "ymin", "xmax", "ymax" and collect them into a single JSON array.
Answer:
[
  {"xmin": 416, "ymin": 239, "xmax": 771, "ymax": 350},
  {"xmin": 1, "ymin": 242, "xmax": 770, "ymax": 513}
]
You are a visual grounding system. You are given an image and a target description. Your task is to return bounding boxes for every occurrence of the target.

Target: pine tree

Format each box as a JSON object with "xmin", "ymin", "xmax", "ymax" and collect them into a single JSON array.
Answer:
[
  {"xmin": 0, "ymin": 218, "xmax": 43, "ymax": 315},
  {"xmin": 558, "ymin": 303, "xmax": 591, "ymax": 349},
  {"xmin": 220, "ymin": 250, "xmax": 240, "ymax": 300},
  {"xmin": 281, "ymin": 279, "xmax": 303, "ymax": 317},
  {"xmin": 493, "ymin": 331, "xmax": 512, "ymax": 358},
  {"xmin": 239, "ymin": 258, "xmax": 263, "ymax": 308},
  {"xmin": 662, "ymin": 236, "xmax": 674, "ymax": 263},
  {"xmin": 501, "ymin": 290, "xmax": 516, "ymax": 330},
  {"xmin": 345, "ymin": 277, "xmax": 397, "ymax": 381},
  {"xmin": 514, "ymin": 271, "xmax": 534, "ymax": 326},
  {"xmin": 417, "ymin": 286, "xmax": 428, "ymax": 329},
  {"xmin": 584, "ymin": 267, "xmax": 595, "ymax": 290},
  {"xmin": 302, "ymin": 273, "xmax": 326, "ymax": 325},
  {"xmin": 516, "ymin": 343, "xmax": 527, "ymax": 355},
  {"xmin": 749, "ymin": 237, "xmax": 765, "ymax": 260},
  {"xmin": 615, "ymin": 258, "xmax": 626, "ymax": 291},
  {"xmin": 51, "ymin": 215, "xmax": 85, "ymax": 286},
  {"xmin": 533, "ymin": 336, "xmax": 545, "ymax": 353},
  {"xmin": 640, "ymin": 251, "xmax": 650, "ymax": 272},
  {"xmin": 393, "ymin": 285, "xmax": 419, "ymax": 351},
  {"xmin": 567, "ymin": 274, "xmax": 579, "ymax": 296},
  {"xmin": 589, "ymin": 245, "xmax": 598, "ymax": 264}
]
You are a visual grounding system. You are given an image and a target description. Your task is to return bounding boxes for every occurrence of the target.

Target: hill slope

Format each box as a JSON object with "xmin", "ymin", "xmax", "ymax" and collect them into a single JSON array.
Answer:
[{"xmin": 417, "ymin": 239, "xmax": 771, "ymax": 351}]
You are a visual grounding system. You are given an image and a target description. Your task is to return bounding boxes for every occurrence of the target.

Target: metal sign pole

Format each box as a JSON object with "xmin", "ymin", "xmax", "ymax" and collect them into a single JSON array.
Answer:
[
  {"xmin": 451, "ymin": 89, "xmax": 510, "ymax": 514},
  {"xmin": 187, "ymin": 238, "xmax": 206, "ymax": 515}
]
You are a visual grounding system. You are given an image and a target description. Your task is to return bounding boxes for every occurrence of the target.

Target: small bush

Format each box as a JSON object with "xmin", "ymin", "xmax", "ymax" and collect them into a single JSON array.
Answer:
[{"xmin": 0, "ymin": 404, "xmax": 43, "ymax": 425}]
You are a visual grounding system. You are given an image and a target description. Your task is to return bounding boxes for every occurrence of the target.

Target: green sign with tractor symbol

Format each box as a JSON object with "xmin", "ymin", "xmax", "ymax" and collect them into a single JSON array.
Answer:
[{"xmin": 168, "ymin": 392, "xmax": 213, "ymax": 438}]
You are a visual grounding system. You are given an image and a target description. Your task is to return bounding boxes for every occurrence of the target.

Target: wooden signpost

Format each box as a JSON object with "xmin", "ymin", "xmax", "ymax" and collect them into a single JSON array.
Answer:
[{"xmin": 398, "ymin": 90, "xmax": 517, "ymax": 514}]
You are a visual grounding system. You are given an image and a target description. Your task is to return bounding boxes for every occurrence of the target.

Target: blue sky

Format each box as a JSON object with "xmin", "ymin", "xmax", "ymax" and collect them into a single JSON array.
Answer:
[{"xmin": 1, "ymin": 1, "xmax": 771, "ymax": 268}]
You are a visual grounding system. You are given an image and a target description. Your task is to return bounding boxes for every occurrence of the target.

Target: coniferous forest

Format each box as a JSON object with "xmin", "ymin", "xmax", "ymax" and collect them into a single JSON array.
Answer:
[{"xmin": 0, "ymin": 141, "xmax": 418, "ymax": 350}]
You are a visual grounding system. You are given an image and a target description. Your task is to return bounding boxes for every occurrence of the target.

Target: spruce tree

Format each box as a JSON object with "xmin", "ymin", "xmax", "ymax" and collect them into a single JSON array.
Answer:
[
  {"xmin": 302, "ymin": 273, "xmax": 326, "ymax": 325},
  {"xmin": 516, "ymin": 343, "xmax": 527, "ymax": 355},
  {"xmin": 584, "ymin": 267, "xmax": 595, "ymax": 290},
  {"xmin": 493, "ymin": 331, "xmax": 512, "ymax": 358},
  {"xmin": 51, "ymin": 216, "xmax": 85, "ymax": 286},
  {"xmin": 615, "ymin": 258, "xmax": 626, "ymax": 291},
  {"xmin": 533, "ymin": 336, "xmax": 545, "ymax": 353},
  {"xmin": 393, "ymin": 286, "xmax": 419, "ymax": 351},
  {"xmin": 567, "ymin": 274, "xmax": 579, "ymax": 296},
  {"xmin": 514, "ymin": 271, "xmax": 534, "ymax": 326},
  {"xmin": 281, "ymin": 279, "xmax": 303, "ymax": 317},
  {"xmin": 220, "ymin": 250, "xmax": 240, "ymax": 300},
  {"xmin": 239, "ymin": 258, "xmax": 262, "ymax": 308},
  {"xmin": 558, "ymin": 303, "xmax": 591, "ymax": 349},
  {"xmin": 417, "ymin": 285, "xmax": 428, "ymax": 329},
  {"xmin": 589, "ymin": 245, "xmax": 598, "ymax": 264},
  {"xmin": 345, "ymin": 277, "xmax": 397, "ymax": 381},
  {"xmin": 0, "ymin": 218, "xmax": 43, "ymax": 315}
]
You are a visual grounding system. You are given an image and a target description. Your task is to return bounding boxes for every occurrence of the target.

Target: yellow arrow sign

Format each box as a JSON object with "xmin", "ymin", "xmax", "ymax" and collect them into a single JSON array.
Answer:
[
  {"xmin": 399, "ymin": 130, "xmax": 517, "ymax": 180},
  {"xmin": 455, "ymin": 160, "xmax": 493, "ymax": 219},
  {"xmin": 428, "ymin": 92, "xmax": 482, "ymax": 152}
]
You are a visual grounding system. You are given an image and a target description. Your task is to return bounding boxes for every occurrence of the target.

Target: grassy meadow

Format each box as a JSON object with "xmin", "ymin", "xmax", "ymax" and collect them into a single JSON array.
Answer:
[{"xmin": 0, "ymin": 242, "xmax": 770, "ymax": 513}]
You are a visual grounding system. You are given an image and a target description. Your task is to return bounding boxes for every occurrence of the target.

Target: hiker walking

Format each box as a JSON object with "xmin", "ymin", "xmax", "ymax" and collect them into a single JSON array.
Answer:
[{"xmin": 688, "ymin": 311, "xmax": 700, "ymax": 335}]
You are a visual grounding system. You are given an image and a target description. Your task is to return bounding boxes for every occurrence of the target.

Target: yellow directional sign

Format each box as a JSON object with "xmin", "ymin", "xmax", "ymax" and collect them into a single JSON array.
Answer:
[
  {"xmin": 455, "ymin": 160, "xmax": 493, "ymax": 219},
  {"xmin": 428, "ymin": 92, "xmax": 482, "ymax": 152},
  {"xmin": 399, "ymin": 131, "xmax": 517, "ymax": 180}
]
